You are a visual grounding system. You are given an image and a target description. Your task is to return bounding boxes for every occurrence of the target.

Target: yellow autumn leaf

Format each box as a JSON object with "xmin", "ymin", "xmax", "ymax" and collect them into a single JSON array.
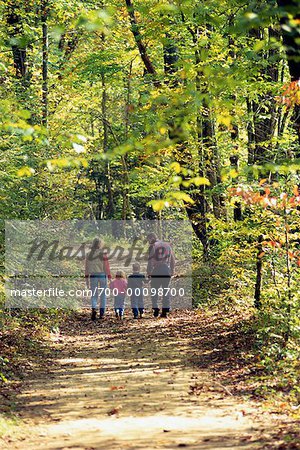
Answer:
[
  {"xmin": 218, "ymin": 114, "xmax": 231, "ymax": 128},
  {"xmin": 17, "ymin": 166, "xmax": 35, "ymax": 177},
  {"xmin": 170, "ymin": 162, "xmax": 181, "ymax": 174},
  {"xmin": 170, "ymin": 192, "xmax": 195, "ymax": 204},
  {"xmin": 159, "ymin": 126, "xmax": 167, "ymax": 134},
  {"xmin": 229, "ymin": 169, "xmax": 239, "ymax": 178},
  {"xmin": 151, "ymin": 200, "xmax": 167, "ymax": 212},
  {"xmin": 191, "ymin": 176, "xmax": 211, "ymax": 186}
]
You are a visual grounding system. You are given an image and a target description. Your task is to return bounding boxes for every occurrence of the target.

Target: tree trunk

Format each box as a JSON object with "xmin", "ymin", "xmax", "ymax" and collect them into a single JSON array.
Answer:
[
  {"xmin": 254, "ymin": 235, "xmax": 263, "ymax": 309},
  {"xmin": 125, "ymin": 0, "xmax": 160, "ymax": 86},
  {"xmin": 6, "ymin": 1, "xmax": 27, "ymax": 81},
  {"xmin": 193, "ymin": 29, "xmax": 226, "ymax": 221},
  {"xmin": 247, "ymin": 98, "xmax": 255, "ymax": 167},
  {"xmin": 122, "ymin": 61, "xmax": 133, "ymax": 221},
  {"xmin": 191, "ymin": 48, "xmax": 210, "ymax": 255},
  {"xmin": 58, "ymin": 33, "xmax": 79, "ymax": 80},
  {"xmin": 201, "ymin": 101, "xmax": 225, "ymax": 219},
  {"xmin": 163, "ymin": 33, "xmax": 179, "ymax": 80},
  {"xmin": 248, "ymin": 28, "xmax": 280, "ymax": 166},
  {"xmin": 277, "ymin": 0, "xmax": 300, "ymax": 149},
  {"xmin": 101, "ymin": 70, "xmax": 115, "ymax": 219},
  {"xmin": 230, "ymin": 155, "xmax": 242, "ymax": 221},
  {"xmin": 41, "ymin": 0, "xmax": 48, "ymax": 127},
  {"xmin": 277, "ymin": 0, "xmax": 300, "ymax": 81}
]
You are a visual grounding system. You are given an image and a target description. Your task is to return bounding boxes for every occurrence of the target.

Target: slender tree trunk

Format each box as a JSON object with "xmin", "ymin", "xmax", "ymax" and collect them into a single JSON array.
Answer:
[
  {"xmin": 283, "ymin": 206, "xmax": 292, "ymax": 343},
  {"xmin": 5, "ymin": 1, "xmax": 41, "ymax": 124},
  {"xmin": 247, "ymin": 98, "xmax": 255, "ymax": 167},
  {"xmin": 228, "ymin": 18, "xmax": 239, "ymax": 142},
  {"xmin": 254, "ymin": 235, "xmax": 263, "ymax": 308},
  {"xmin": 245, "ymin": 28, "xmax": 280, "ymax": 169},
  {"xmin": 193, "ymin": 48, "xmax": 209, "ymax": 255},
  {"xmin": 193, "ymin": 29, "xmax": 226, "ymax": 221},
  {"xmin": 122, "ymin": 61, "xmax": 133, "ymax": 221},
  {"xmin": 125, "ymin": 0, "xmax": 160, "ymax": 86},
  {"xmin": 228, "ymin": 28, "xmax": 242, "ymax": 220},
  {"xmin": 94, "ymin": 178, "xmax": 104, "ymax": 220},
  {"xmin": 6, "ymin": 1, "xmax": 27, "ymax": 81},
  {"xmin": 57, "ymin": 33, "xmax": 79, "ymax": 80},
  {"xmin": 250, "ymin": 28, "xmax": 280, "ymax": 165},
  {"xmin": 201, "ymin": 102, "xmax": 225, "ymax": 219},
  {"xmin": 230, "ymin": 155, "xmax": 242, "ymax": 221},
  {"xmin": 41, "ymin": 0, "xmax": 48, "ymax": 127},
  {"xmin": 101, "ymin": 71, "xmax": 115, "ymax": 218},
  {"xmin": 163, "ymin": 32, "xmax": 179, "ymax": 80}
]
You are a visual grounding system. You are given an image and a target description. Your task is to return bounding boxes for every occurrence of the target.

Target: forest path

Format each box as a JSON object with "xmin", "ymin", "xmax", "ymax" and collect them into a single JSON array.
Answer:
[{"xmin": 2, "ymin": 311, "xmax": 285, "ymax": 450}]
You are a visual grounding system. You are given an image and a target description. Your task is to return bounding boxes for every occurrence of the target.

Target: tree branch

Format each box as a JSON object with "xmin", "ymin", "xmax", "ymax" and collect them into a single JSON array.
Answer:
[{"xmin": 125, "ymin": 0, "xmax": 160, "ymax": 86}]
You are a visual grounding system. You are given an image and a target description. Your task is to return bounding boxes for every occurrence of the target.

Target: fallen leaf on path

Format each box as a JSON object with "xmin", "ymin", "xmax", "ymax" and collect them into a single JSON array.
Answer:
[{"xmin": 107, "ymin": 405, "xmax": 122, "ymax": 415}]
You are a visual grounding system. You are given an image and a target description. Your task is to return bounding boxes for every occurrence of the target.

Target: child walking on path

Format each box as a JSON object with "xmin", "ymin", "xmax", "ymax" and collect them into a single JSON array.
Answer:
[
  {"xmin": 127, "ymin": 263, "xmax": 147, "ymax": 319},
  {"xmin": 110, "ymin": 271, "xmax": 127, "ymax": 319}
]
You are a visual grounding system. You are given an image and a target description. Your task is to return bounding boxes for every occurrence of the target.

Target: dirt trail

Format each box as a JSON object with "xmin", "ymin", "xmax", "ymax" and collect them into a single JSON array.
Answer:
[{"xmin": 1, "ymin": 311, "xmax": 286, "ymax": 450}]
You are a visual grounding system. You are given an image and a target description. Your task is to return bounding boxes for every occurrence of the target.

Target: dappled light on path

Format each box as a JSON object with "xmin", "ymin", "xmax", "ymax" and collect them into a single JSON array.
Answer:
[{"xmin": 3, "ymin": 312, "xmax": 281, "ymax": 449}]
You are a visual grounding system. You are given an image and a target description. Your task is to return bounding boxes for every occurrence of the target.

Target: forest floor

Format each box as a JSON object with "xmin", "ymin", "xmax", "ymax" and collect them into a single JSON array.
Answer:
[{"xmin": 0, "ymin": 309, "xmax": 299, "ymax": 450}]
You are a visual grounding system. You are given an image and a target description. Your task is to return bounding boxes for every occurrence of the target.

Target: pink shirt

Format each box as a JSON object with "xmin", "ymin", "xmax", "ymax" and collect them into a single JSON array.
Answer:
[{"xmin": 110, "ymin": 278, "xmax": 127, "ymax": 295}]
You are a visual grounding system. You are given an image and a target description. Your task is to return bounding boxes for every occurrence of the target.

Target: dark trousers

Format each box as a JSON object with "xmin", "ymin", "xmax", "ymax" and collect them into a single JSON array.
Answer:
[{"xmin": 150, "ymin": 275, "xmax": 171, "ymax": 309}]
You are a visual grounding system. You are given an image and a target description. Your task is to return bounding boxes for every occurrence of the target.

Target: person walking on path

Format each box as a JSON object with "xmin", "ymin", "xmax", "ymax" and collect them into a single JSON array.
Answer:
[
  {"xmin": 127, "ymin": 262, "xmax": 147, "ymax": 319},
  {"xmin": 146, "ymin": 232, "xmax": 175, "ymax": 318},
  {"xmin": 85, "ymin": 237, "xmax": 111, "ymax": 321},
  {"xmin": 110, "ymin": 270, "xmax": 127, "ymax": 319}
]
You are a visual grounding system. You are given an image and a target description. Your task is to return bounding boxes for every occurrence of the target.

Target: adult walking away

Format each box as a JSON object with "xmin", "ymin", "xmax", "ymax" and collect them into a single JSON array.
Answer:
[
  {"xmin": 85, "ymin": 238, "xmax": 111, "ymax": 321},
  {"xmin": 147, "ymin": 232, "xmax": 175, "ymax": 318}
]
